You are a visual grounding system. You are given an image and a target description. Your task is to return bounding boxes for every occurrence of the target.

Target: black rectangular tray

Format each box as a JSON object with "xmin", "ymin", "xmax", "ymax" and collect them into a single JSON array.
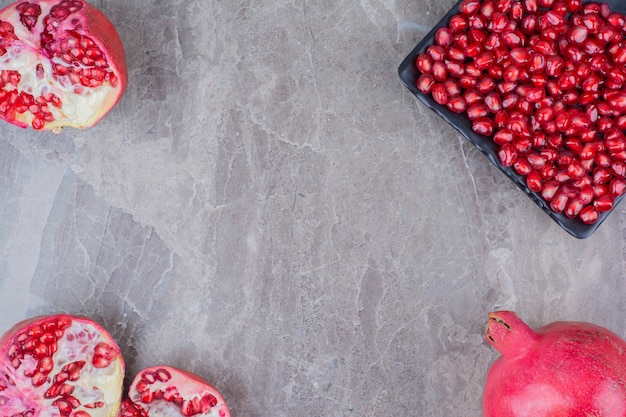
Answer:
[{"xmin": 398, "ymin": 0, "xmax": 626, "ymax": 239}]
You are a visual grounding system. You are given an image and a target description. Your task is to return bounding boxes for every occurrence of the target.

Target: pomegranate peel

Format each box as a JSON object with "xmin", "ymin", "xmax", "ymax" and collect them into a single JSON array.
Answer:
[
  {"xmin": 0, "ymin": 0, "xmax": 127, "ymax": 131},
  {"xmin": 0, "ymin": 314, "xmax": 125, "ymax": 417},
  {"xmin": 483, "ymin": 310, "xmax": 626, "ymax": 417}
]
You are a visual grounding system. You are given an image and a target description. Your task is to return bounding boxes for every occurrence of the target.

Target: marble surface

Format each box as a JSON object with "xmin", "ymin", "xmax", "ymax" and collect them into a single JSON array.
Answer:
[{"xmin": 2, "ymin": 1, "xmax": 626, "ymax": 416}]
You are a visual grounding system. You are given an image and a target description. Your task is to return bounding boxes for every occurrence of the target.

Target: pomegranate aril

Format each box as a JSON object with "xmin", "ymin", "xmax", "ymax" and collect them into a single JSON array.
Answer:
[
  {"xmin": 417, "ymin": 74, "xmax": 435, "ymax": 94},
  {"xmin": 550, "ymin": 192, "xmax": 569, "ymax": 213},
  {"xmin": 460, "ymin": 0, "xmax": 481, "ymax": 16},
  {"xmin": 431, "ymin": 84, "xmax": 448, "ymax": 105},
  {"xmin": 594, "ymin": 195, "xmax": 614, "ymax": 211},
  {"xmin": 610, "ymin": 178, "xmax": 626, "ymax": 197},
  {"xmin": 514, "ymin": 157, "xmax": 533, "ymax": 175},
  {"xmin": 526, "ymin": 170, "xmax": 543, "ymax": 192},
  {"xmin": 447, "ymin": 95, "xmax": 468, "ymax": 113},
  {"xmin": 472, "ymin": 117, "xmax": 494, "ymax": 135},
  {"xmin": 499, "ymin": 143, "xmax": 518, "ymax": 166},
  {"xmin": 579, "ymin": 205, "xmax": 600, "ymax": 223}
]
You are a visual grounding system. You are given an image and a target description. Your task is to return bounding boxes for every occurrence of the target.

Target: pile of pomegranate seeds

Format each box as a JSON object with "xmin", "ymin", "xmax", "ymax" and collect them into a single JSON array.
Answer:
[{"xmin": 415, "ymin": 0, "xmax": 626, "ymax": 224}]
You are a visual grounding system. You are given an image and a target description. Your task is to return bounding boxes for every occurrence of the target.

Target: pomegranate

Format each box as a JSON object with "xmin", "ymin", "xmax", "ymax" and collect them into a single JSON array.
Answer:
[
  {"xmin": 0, "ymin": 0, "xmax": 127, "ymax": 131},
  {"xmin": 118, "ymin": 366, "xmax": 231, "ymax": 417},
  {"xmin": 0, "ymin": 314, "xmax": 124, "ymax": 417},
  {"xmin": 483, "ymin": 310, "xmax": 626, "ymax": 417}
]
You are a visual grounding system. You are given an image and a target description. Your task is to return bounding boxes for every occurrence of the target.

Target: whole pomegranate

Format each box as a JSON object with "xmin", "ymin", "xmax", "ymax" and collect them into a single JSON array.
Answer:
[
  {"xmin": 0, "ymin": 314, "xmax": 125, "ymax": 417},
  {"xmin": 483, "ymin": 310, "xmax": 626, "ymax": 417},
  {"xmin": 0, "ymin": 0, "xmax": 127, "ymax": 131},
  {"xmin": 118, "ymin": 366, "xmax": 231, "ymax": 417}
]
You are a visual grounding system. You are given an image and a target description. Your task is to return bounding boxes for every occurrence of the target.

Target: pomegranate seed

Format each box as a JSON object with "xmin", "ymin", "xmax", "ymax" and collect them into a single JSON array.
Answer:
[
  {"xmin": 608, "ymin": 92, "xmax": 626, "ymax": 113},
  {"xmin": 542, "ymin": 180, "xmax": 560, "ymax": 200},
  {"xmin": 550, "ymin": 192, "xmax": 569, "ymax": 213},
  {"xmin": 498, "ymin": 143, "xmax": 518, "ymax": 166},
  {"xmin": 447, "ymin": 95, "xmax": 468, "ymax": 113},
  {"xmin": 593, "ymin": 167, "xmax": 613, "ymax": 184},
  {"xmin": 526, "ymin": 170, "xmax": 543, "ymax": 192},
  {"xmin": 431, "ymin": 84, "xmax": 448, "ymax": 105},
  {"xmin": 564, "ymin": 198, "xmax": 584, "ymax": 218},
  {"xmin": 493, "ymin": 128, "xmax": 514, "ymax": 145},
  {"xmin": 459, "ymin": 0, "xmax": 481, "ymax": 16},
  {"xmin": 426, "ymin": 45, "xmax": 446, "ymax": 61},
  {"xmin": 594, "ymin": 195, "xmax": 614, "ymax": 211},
  {"xmin": 467, "ymin": 103, "xmax": 489, "ymax": 120},
  {"xmin": 416, "ymin": 54, "xmax": 433, "ymax": 73},
  {"xmin": 435, "ymin": 27, "xmax": 453, "ymax": 47},
  {"xmin": 475, "ymin": 51, "xmax": 495, "ymax": 70},
  {"xmin": 416, "ymin": 74, "xmax": 435, "ymax": 94},
  {"xmin": 449, "ymin": 14, "xmax": 470, "ymax": 32},
  {"xmin": 514, "ymin": 157, "xmax": 533, "ymax": 175},
  {"xmin": 472, "ymin": 116, "xmax": 494, "ymax": 135},
  {"xmin": 610, "ymin": 178, "xmax": 626, "ymax": 196},
  {"xmin": 579, "ymin": 205, "xmax": 600, "ymax": 223},
  {"xmin": 464, "ymin": 89, "xmax": 483, "ymax": 105}
]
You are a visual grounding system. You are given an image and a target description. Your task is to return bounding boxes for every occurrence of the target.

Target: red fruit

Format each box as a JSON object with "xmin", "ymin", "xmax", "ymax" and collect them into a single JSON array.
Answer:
[
  {"xmin": 416, "ymin": 74, "xmax": 435, "ymax": 94},
  {"xmin": 446, "ymin": 95, "xmax": 467, "ymax": 113},
  {"xmin": 526, "ymin": 170, "xmax": 542, "ymax": 192},
  {"xmin": 119, "ymin": 366, "xmax": 230, "ymax": 417},
  {"xmin": 0, "ymin": 314, "xmax": 124, "ymax": 417},
  {"xmin": 579, "ymin": 205, "xmax": 600, "ymax": 223},
  {"xmin": 459, "ymin": 0, "xmax": 481, "ymax": 16},
  {"xmin": 0, "ymin": 0, "xmax": 127, "ymax": 131},
  {"xmin": 483, "ymin": 311, "xmax": 626, "ymax": 416},
  {"xmin": 594, "ymin": 194, "xmax": 614, "ymax": 211},
  {"xmin": 498, "ymin": 143, "xmax": 517, "ymax": 166},
  {"xmin": 472, "ymin": 116, "xmax": 494, "ymax": 136}
]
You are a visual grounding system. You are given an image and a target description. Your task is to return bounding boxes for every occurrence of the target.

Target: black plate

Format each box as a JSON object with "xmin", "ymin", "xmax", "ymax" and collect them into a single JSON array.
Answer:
[{"xmin": 399, "ymin": 0, "xmax": 626, "ymax": 239}]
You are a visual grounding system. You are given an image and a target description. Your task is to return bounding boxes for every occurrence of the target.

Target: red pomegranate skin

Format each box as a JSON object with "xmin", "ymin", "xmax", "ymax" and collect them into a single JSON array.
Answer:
[{"xmin": 483, "ymin": 311, "xmax": 626, "ymax": 417}]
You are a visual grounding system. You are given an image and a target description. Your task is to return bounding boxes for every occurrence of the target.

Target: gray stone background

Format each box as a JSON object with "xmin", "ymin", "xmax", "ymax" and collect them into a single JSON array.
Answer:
[{"xmin": 1, "ymin": 1, "xmax": 626, "ymax": 416}]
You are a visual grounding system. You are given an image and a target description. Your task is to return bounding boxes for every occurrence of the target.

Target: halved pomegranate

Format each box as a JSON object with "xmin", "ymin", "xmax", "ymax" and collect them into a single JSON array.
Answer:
[
  {"xmin": 119, "ymin": 366, "xmax": 231, "ymax": 417},
  {"xmin": 483, "ymin": 310, "xmax": 626, "ymax": 416},
  {"xmin": 0, "ymin": 0, "xmax": 127, "ymax": 131},
  {"xmin": 0, "ymin": 314, "xmax": 124, "ymax": 417}
]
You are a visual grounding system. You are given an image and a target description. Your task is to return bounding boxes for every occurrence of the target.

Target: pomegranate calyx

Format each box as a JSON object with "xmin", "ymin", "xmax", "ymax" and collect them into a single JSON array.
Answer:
[{"xmin": 485, "ymin": 310, "xmax": 538, "ymax": 358}]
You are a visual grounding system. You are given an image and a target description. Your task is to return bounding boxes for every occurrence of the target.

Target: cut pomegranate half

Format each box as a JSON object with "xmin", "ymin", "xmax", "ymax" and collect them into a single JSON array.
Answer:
[
  {"xmin": 0, "ymin": 314, "xmax": 125, "ymax": 417},
  {"xmin": 119, "ymin": 366, "xmax": 231, "ymax": 417},
  {"xmin": 0, "ymin": 0, "xmax": 127, "ymax": 131}
]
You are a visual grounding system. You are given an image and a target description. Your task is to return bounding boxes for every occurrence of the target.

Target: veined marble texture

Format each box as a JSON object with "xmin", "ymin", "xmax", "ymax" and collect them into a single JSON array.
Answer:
[{"xmin": 1, "ymin": 1, "xmax": 626, "ymax": 416}]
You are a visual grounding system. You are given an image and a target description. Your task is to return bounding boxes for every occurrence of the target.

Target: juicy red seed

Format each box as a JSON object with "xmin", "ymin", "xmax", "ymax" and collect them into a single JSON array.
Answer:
[
  {"xmin": 514, "ymin": 157, "xmax": 532, "ymax": 175},
  {"xmin": 564, "ymin": 198, "xmax": 584, "ymax": 218},
  {"xmin": 431, "ymin": 84, "xmax": 448, "ymax": 105},
  {"xmin": 460, "ymin": 0, "xmax": 481, "ymax": 15},
  {"xmin": 610, "ymin": 178, "xmax": 626, "ymax": 196},
  {"xmin": 434, "ymin": 27, "xmax": 453, "ymax": 47},
  {"xmin": 550, "ymin": 193, "xmax": 568, "ymax": 213},
  {"xmin": 416, "ymin": 74, "xmax": 435, "ymax": 94},
  {"xmin": 415, "ymin": 54, "xmax": 433, "ymax": 73},
  {"xmin": 493, "ymin": 128, "xmax": 513, "ymax": 145},
  {"xmin": 526, "ymin": 170, "xmax": 543, "ymax": 192},
  {"xmin": 569, "ymin": 25, "xmax": 588, "ymax": 44},
  {"xmin": 498, "ymin": 143, "xmax": 518, "ymax": 166},
  {"xmin": 542, "ymin": 180, "xmax": 560, "ymax": 200},
  {"xmin": 608, "ymin": 92, "xmax": 626, "ymax": 113},
  {"xmin": 472, "ymin": 117, "xmax": 494, "ymax": 136},
  {"xmin": 93, "ymin": 342, "xmax": 117, "ymax": 368},
  {"xmin": 447, "ymin": 95, "xmax": 467, "ymax": 113},
  {"xmin": 594, "ymin": 195, "xmax": 614, "ymax": 211},
  {"xmin": 579, "ymin": 205, "xmax": 600, "ymax": 224},
  {"xmin": 593, "ymin": 167, "xmax": 613, "ymax": 184}
]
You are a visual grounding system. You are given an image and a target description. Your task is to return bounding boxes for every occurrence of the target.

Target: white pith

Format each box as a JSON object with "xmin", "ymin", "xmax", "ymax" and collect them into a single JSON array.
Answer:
[
  {"xmin": 0, "ymin": 2, "xmax": 118, "ymax": 129},
  {"xmin": 0, "ymin": 319, "xmax": 123, "ymax": 417}
]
